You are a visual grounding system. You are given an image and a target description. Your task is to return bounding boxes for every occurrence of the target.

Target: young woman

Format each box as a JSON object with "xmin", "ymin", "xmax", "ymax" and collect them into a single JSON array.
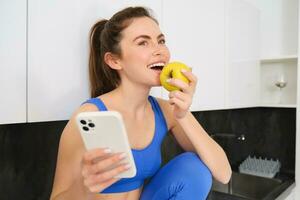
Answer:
[{"xmin": 50, "ymin": 6, "xmax": 231, "ymax": 200}]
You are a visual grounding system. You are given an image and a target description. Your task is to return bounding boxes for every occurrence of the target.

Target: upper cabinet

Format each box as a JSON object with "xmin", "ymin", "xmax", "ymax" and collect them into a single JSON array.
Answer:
[
  {"xmin": 2, "ymin": 0, "xmax": 296, "ymax": 124},
  {"xmin": 0, "ymin": 0, "xmax": 27, "ymax": 124},
  {"xmin": 28, "ymin": 0, "xmax": 90, "ymax": 122},
  {"xmin": 162, "ymin": 0, "xmax": 226, "ymax": 111},
  {"xmin": 257, "ymin": 0, "xmax": 298, "ymax": 58},
  {"xmin": 225, "ymin": 0, "xmax": 260, "ymax": 108},
  {"xmin": 27, "ymin": 0, "xmax": 162, "ymax": 122}
]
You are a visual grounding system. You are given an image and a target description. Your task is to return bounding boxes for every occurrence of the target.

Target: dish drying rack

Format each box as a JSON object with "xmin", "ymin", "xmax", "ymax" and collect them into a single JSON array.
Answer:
[{"xmin": 239, "ymin": 156, "xmax": 281, "ymax": 178}]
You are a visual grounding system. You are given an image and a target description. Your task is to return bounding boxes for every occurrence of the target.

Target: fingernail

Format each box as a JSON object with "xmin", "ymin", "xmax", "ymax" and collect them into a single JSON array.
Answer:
[
  {"xmin": 166, "ymin": 78, "xmax": 171, "ymax": 82},
  {"xmin": 104, "ymin": 148, "xmax": 112, "ymax": 153},
  {"xmin": 119, "ymin": 152, "xmax": 126, "ymax": 159},
  {"xmin": 181, "ymin": 69, "xmax": 187, "ymax": 73}
]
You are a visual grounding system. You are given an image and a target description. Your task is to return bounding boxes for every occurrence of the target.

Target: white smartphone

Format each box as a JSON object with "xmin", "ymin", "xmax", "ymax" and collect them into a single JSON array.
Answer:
[{"xmin": 76, "ymin": 111, "xmax": 136, "ymax": 178}]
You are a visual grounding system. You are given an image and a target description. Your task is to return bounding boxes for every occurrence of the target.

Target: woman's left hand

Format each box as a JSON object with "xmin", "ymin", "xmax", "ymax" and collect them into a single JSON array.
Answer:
[{"xmin": 168, "ymin": 69, "xmax": 198, "ymax": 119}]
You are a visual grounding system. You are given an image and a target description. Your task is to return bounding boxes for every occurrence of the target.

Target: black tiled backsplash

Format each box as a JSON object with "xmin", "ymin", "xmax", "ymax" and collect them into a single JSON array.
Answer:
[
  {"xmin": 0, "ymin": 107, "xmax": 295, "ymax": 200},
  {"xmin": 192, "ymin": 107, "xmax": 296, "ymax": 174},
  {"xmin": 0, "ymin": 121, "xmax": 67, "ymax": 200}
]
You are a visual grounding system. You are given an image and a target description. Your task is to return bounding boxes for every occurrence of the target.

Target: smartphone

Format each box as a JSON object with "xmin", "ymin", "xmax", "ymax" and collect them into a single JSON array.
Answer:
[{"xmin": 76, "ymin": 111, "xmax": 136, "ymax": 178}]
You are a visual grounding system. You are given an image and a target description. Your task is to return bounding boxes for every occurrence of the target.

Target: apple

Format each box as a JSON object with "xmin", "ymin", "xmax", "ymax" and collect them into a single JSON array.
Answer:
[{"xmin": 160, "ymin": 61, "xmax": 191, "ymax": 91}]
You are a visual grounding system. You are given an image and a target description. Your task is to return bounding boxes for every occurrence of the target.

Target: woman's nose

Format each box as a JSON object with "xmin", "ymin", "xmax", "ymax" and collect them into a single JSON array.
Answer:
[{"xmin": 152, "ymin": 45, "xmax": 163, "ymax": 56}]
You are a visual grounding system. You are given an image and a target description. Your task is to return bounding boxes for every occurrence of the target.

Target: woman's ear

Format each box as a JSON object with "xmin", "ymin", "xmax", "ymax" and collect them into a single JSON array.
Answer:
[{"xmin": 104, "ymin": 52, "xmax": 122, "ymax": 70}]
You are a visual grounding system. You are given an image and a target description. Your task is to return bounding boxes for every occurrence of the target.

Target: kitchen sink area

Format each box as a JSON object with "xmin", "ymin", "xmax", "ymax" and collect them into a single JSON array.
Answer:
[
  {"xmin": 205, "ymin": 128, "xmax": 295, "ymax": 200},
  {"xmin": 207, "ymin": 171, "xmax": 294, "ymax": 200}
]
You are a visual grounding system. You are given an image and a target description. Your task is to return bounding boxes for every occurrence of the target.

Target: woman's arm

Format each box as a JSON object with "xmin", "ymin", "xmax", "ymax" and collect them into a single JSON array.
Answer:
[
  {"xmin": 173, "ymin": 112, "xmax": 231, "ymax": 184},
  {"xmin": 50, "ymin": 108, "xmax": 90, "ymax": 200},
  {"xmin": 158, "ymin": 69, "xmax": 232, "ymax": 184},
  {"xmin": 159, "ymin": 99, "xmax": 231, "ymax": 184},
  {"xmin": 50, "ymin": 104, "xmax": 128, "ymax": 200}
]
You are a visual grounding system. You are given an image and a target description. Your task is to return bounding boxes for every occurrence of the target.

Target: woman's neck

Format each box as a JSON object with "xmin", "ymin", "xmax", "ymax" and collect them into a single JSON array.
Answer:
[{"xmin": 103, "ymin": 82, "xmax": 152, "ymax": 119}]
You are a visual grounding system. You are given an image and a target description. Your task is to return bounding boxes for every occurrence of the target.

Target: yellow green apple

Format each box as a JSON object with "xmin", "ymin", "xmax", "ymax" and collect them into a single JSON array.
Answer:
[{"xmin": 160, "ymin": 61, "xmax": 191, "ymax": 91}]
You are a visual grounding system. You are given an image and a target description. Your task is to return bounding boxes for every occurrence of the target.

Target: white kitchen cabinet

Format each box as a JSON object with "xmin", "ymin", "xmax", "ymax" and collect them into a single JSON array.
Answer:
[
  {"xmin": 27, "ymin": 0, "xmax": 162, "ymax": 122},
  {"xmin": 162, "ymin": 0, "xmax": 226, "ymax": 111},
  {"xmin": 0, "ymin": 0, "xmax": 27, "ymax": 124},
  {"xmin": 3, "ymin": 0, "xmax": 286, "ymax": 123},
  {"xmin": 254, "ymin": 0, "xmax": 298, "ymax": 58},
  {"xmin": 162, "ymin": 0, "xmax": 261, "ymax": 111},
  {"xmin": 225, "ymin": 0, "xmax": 260, "ymax": 108}
]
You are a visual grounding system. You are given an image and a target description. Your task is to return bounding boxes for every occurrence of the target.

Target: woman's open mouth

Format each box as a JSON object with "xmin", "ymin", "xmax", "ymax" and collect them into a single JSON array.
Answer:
[{"xmin": 147, "ymin": 62, "xmax": 164, "ymax": 72}]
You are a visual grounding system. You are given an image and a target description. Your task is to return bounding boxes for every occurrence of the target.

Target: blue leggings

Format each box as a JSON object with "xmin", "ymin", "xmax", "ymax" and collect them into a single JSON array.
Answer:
[{"xmin": 140, "ymin": 152, "xmax": 212, "ymax": 200}]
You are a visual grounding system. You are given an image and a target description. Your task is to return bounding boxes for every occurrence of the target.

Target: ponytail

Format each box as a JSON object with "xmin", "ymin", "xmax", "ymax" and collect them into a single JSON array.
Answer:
[{"xmin": 89, "ymin": 20, "xmax": 120, "ymax": 98}]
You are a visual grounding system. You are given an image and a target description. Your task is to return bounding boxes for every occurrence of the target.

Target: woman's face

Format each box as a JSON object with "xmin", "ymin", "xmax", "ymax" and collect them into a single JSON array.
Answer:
[{"xmin": 117, "ymin": 17, "xmax": 170, "ymax": 87}]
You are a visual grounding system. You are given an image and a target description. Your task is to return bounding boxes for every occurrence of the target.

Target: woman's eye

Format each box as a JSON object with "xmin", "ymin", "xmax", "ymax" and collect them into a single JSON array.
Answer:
[
  {"xmin": 159, "ymin": 39, "xmax": 166, "ymax": 44},
  {"xmin": 138, "ymin": 41, "xmax": 148, "ymax": 46}
]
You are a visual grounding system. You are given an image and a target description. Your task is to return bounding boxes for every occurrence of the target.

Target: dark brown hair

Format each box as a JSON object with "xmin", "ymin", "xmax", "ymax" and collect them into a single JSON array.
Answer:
[{"xmin": 89, "ymin": 6, "xmax": 157, "ymax": 97}]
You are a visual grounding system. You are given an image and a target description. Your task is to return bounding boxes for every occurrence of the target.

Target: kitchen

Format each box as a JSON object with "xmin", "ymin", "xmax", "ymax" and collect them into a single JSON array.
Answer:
[{"xmin": 0, "ymin": 0, "xmax": 298, "ymax": 199}]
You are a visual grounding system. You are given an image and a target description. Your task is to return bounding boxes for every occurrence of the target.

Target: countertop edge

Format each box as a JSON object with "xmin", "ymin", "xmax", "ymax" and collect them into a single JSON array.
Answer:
[{"xmin": 275, "ymin": 183, "xmax": 295, "ymax": 200}]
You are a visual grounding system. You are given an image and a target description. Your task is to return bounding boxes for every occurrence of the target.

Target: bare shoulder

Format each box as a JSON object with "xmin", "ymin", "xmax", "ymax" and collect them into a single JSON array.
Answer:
[
  {"xmin": 60, "ymin": 102, "xmax": 99, "ymax": 144},
  {"xmin": 57, "ymin": 101, "xmax": 101, "ymax": 161},
  {"xmin": 154, "ymin": 97, "xmax": 175, "ymax": 130}
]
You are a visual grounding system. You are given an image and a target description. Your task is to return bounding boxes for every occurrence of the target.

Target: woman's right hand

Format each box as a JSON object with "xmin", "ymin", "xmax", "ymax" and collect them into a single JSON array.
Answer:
[{"xmin": 81, "ymin": 148, "xmax": 130, "ymax": 193}]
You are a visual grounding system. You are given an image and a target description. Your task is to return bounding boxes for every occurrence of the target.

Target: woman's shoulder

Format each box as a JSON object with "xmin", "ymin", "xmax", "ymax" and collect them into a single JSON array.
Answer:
[
  {"xmin": 67, "ymin": 100, "xmax": 99, "ymax": 118},
  {"xmin": 58, "ymin": 99, "xmax": 101, "ymax": 151},
  {"xmin": 79, "ymin": 98, "xmax": 100, "ymax": 110},
  {"xmin": 73, "ymin": 93, "xmax": 114, "ymax": 117},
  {"xmin": 62, "ymin": 99, "xmax": 100, "ymax": 137}
]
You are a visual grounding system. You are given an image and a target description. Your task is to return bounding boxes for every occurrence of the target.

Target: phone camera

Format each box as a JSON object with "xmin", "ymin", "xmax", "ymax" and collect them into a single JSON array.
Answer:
[
  {"xmin": 82, "ymin": 126, "xmax": 89, "ymax": 131},
  {"xmin": 88, "ymin": 123, "xmax": 95, "ymax": 128},
  {"xmin": 80, "ymin": 120, "xmax": 87, "ymax": 125}
]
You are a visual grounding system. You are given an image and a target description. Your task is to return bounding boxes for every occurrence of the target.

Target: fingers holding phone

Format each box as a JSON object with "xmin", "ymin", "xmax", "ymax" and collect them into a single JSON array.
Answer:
[
  {"xmin": 76, "ymin": 111, "xmax": 137, "ymax": 179},
  {"xmin": 81, "ymin": 148, "xmax": 131, "ymax": 193}
]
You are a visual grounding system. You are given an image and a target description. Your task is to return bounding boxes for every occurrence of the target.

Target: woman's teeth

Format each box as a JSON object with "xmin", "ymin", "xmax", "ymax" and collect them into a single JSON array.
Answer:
[{"xmin": 148, "ymin": 62, "xmax": 164, "ymax": 70}]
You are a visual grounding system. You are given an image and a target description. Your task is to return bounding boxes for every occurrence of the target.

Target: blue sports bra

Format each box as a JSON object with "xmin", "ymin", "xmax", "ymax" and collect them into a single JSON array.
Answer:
[{"xmin": 82, "ymin": 96, "xmax": 168, "ymax": 193}]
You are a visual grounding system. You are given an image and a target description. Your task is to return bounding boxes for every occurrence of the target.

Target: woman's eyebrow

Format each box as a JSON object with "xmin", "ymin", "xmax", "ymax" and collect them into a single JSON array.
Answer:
[
  {"xmin": 157, "ymin": 33, "xmax": 165, "ymax": 39},
  {"xmin": 133, "ymin": 33, "xmax": 165, "ymax": 42}
]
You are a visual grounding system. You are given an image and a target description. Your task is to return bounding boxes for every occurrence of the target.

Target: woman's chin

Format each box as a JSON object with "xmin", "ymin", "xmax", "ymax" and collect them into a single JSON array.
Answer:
[{"xmin": 146, "ymin": 77, "xmax": 161, "ymax": 88}]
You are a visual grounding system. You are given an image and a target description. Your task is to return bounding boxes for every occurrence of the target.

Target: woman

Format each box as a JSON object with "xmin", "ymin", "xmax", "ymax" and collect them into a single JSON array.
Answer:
[{"xmin": 50, "ymin": 6, "xmax": 231, "ymax": 200}]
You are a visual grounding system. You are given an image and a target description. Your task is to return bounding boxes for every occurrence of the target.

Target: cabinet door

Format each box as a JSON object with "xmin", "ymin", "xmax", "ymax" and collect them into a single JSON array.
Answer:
[
  {"xmin": 225, "ymin": 0, "xmax": 260, "ymax": 108},
  {"xmin": 0, "ymin": 0, "xmax": 27, "ymax": 124},
  {"xmin": 162, "ymin": 0, "xmax": 225, "ymax": 111},
  {"xmin": 28, "ymin": 0, "xmax": 161, "ymax": 122}
]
